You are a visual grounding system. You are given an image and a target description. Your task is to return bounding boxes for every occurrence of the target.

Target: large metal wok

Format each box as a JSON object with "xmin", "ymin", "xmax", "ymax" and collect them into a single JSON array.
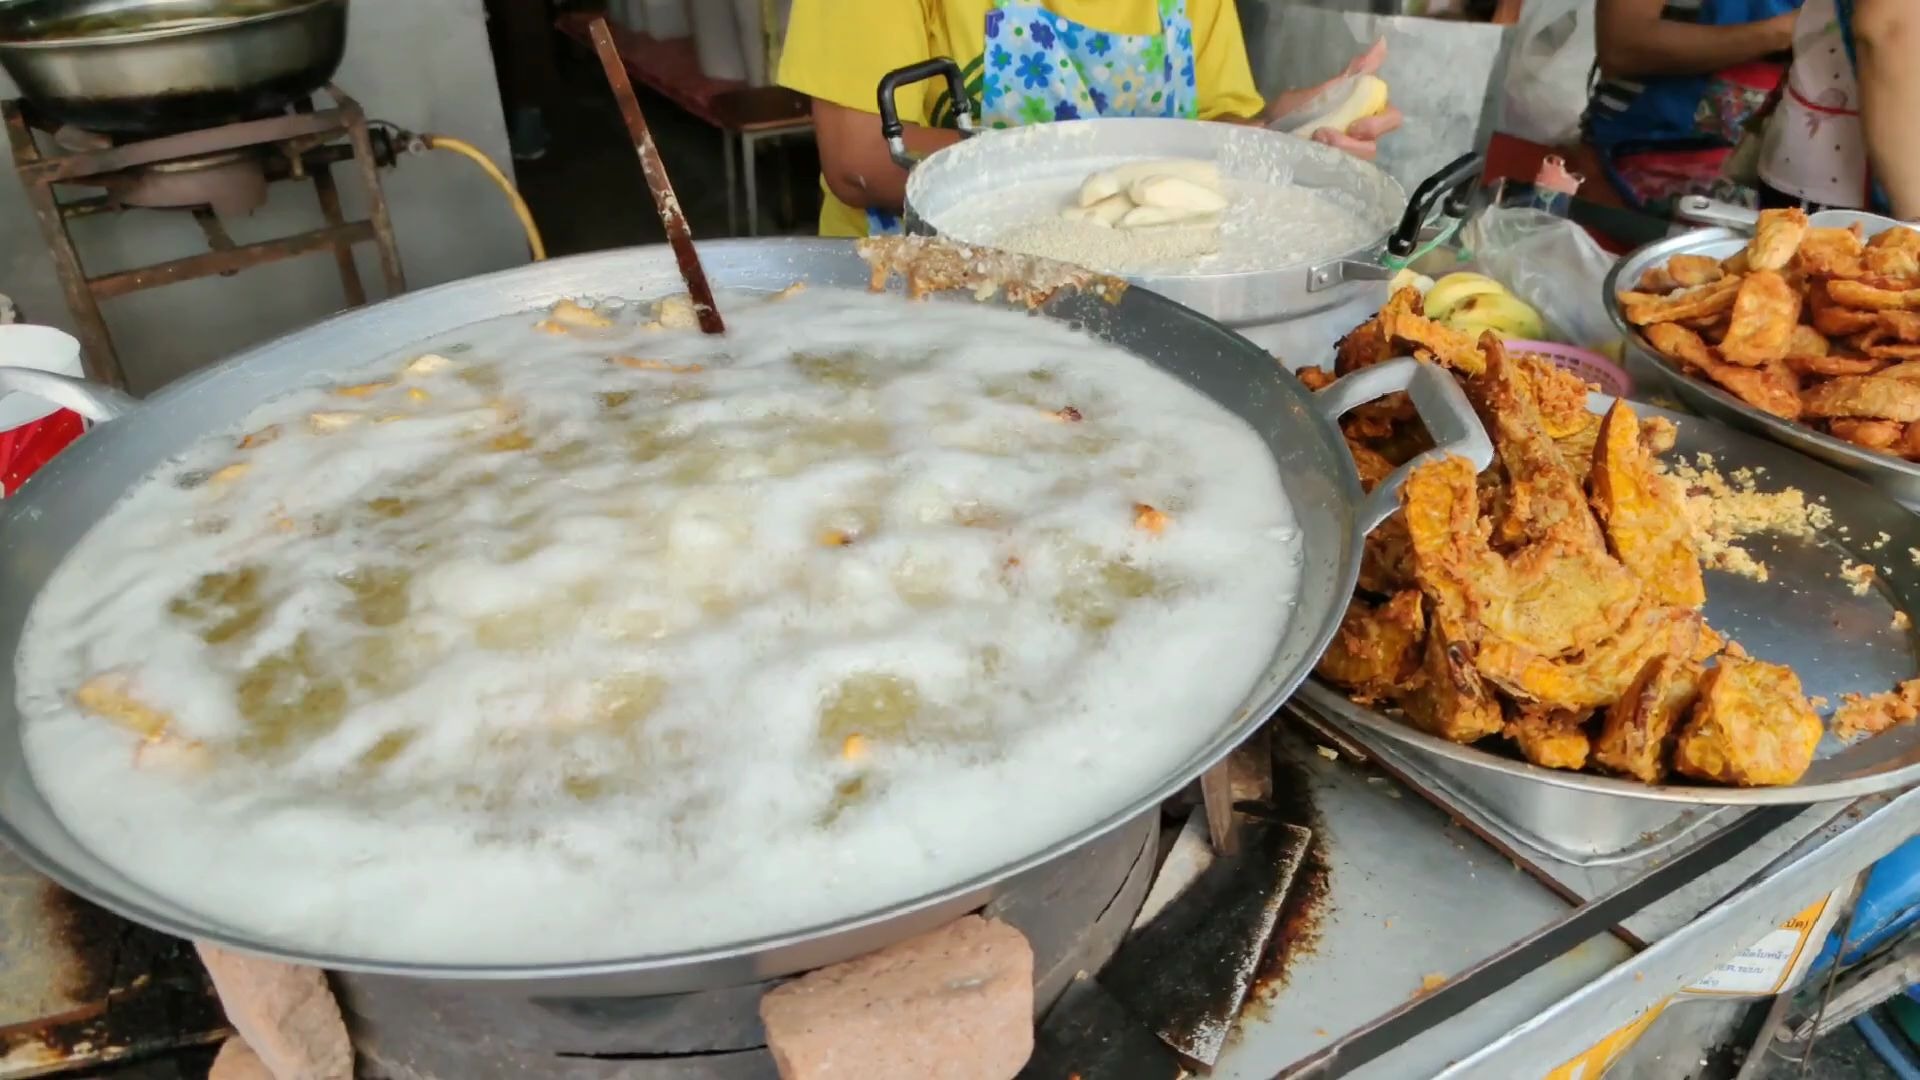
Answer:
[
  {"xmin": 0, "ymin": 238, "xmax": 1489, "ymax": 994},
  {"xmin": 876, "ymin": 60, "xmax": 1480, "ymax": 340}
]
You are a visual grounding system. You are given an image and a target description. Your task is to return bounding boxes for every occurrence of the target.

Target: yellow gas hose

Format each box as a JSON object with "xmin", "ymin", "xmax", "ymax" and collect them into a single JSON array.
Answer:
[{"xmin": 419, "ymin": 134, "xmax": 548, "ymax": 261}]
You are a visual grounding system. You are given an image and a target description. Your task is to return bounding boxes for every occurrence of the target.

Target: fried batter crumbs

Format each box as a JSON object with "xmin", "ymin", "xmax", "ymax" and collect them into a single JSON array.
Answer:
[
  {"xmin": 1841, "ymin": 560, "xmax": 1878, "ymax": 596},
  {"xmin": 1834, "ymin": 679, "xmax": 1920, "ymax": 740},
  {"xmin": 1667, "ymin": 452, "xmax": 1833, "ymax": 583}
]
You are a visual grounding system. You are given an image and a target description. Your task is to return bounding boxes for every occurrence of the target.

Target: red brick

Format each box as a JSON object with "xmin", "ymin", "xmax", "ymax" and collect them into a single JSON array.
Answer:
[
  {"xmin": 195, "ymin": 943, "xmax": 353, "ymax": 1080},
  {"xmin": 760, "ymin": 916, "xmax": 1035, "ymax": 1080}
]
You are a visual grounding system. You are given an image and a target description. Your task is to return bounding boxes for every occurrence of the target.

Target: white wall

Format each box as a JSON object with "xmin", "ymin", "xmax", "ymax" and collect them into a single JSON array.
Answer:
[{"xmin": 0, "ymin": 0, "xmax": 530, "ymax": 394}]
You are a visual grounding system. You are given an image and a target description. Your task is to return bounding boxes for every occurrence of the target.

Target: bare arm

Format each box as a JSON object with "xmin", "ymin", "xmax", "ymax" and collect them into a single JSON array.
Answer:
[
  {"xmin": 811, "ymin": 99, "xmax": 964, "ymax": 214},
  {"xmin": 1595, "ymin": 0, "xmax": 1795, "ymax": 80},
  {"xmin": 1855, "ymin": 0, "xmax": 1920, "ymax": 219}
]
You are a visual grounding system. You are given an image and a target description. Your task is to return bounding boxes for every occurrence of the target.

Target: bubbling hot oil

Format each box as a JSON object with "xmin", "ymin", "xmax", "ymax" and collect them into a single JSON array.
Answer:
[{"xmin": 17, "ymin": 286, "xmax": 1303, "ymax": 964}]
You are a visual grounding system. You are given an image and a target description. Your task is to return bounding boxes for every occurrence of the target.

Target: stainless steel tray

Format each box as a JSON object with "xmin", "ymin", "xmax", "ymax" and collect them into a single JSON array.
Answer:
[
  {"xmin": 1604, "ymin": 213, "xmax": 1920, "ymax": 509},
  {"xmin": 1297, "ymin": 396, "xmax": 1920, "ymax": 807},
  {"xmin": 1304, "ymin": 701, "xmax": 1729, "ymax": 864}
]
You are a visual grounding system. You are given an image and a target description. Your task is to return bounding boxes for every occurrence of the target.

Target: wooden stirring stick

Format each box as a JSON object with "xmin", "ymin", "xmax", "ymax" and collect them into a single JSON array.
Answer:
[{"xmin": 587, "ymin": 17, "xmax": 725, "ymax": 335}]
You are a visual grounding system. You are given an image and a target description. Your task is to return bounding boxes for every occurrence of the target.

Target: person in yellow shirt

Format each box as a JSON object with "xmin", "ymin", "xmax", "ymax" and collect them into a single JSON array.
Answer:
[{"xmin": 779, "ymin": 0, "xmax": 1403, "ymax": 238}]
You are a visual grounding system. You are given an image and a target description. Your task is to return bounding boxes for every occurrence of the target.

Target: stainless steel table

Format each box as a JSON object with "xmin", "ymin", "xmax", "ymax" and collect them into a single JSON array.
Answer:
[{"xmin": 1209, "ymin": 725, "xmax": 1920, "ymax": 1079}]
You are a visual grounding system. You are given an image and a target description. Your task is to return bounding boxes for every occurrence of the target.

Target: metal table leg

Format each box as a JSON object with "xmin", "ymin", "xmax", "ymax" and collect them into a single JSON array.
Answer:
[
  {"xmin": 723, "ymin": 130, "xmax": 739, "ymax": 237},
  {"xmin": 744, "ymin": 131, "xmax": 760, "ymax": 237},
  {"xmin": 20, "ymin": 184, "xmax": 124, "ymax": 388}
]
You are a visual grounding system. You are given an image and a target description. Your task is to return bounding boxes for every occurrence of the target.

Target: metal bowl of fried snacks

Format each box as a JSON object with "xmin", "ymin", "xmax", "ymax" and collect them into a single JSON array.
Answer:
[{"xmin": 1606, "ymin": 210, "xmax": 1920, "ymax": 509}]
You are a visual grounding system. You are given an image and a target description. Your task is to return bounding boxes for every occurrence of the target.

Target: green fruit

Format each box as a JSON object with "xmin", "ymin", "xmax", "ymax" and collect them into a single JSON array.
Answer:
[
  {"xmin": 1443, "ymin": 292, "xmax": 1545, "ymax": 341},
  {"xmin": 1425, "ymin": 273, "xmax": 1509, "ymax": 320}
]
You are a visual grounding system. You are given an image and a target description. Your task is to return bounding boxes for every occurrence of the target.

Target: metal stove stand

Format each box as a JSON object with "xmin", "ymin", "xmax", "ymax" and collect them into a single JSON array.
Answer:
[{"xmin": 2, "ymin": 84, "xmax": 406, "ymax": 390}]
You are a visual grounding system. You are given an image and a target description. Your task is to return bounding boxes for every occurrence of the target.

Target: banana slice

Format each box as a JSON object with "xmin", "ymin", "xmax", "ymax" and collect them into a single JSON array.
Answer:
[
  {"xmin": 1079, "ymin": 158, "xmax": 1220, "ymax": 208},
  {"xmin": 1078, "ymin": 170, "xmax": 1124, "ymax": 208},
  {"xmin": 1062, "ymin": 193, "xmax": 1133, "ymax": 227},
  {"xmin": 1127, "ymin": 175, "xmax": 1228, "ymax": 215},
  {"xmin": 1107, "ymin": 159, "xmax": 1220, "ymax": 192},
  {"xmin": 1118, "ymin": 205, "xmax": 1219, "ymax": 229}
]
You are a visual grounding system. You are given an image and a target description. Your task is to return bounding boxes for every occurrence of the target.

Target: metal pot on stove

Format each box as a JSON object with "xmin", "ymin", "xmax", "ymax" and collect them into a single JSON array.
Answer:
[{"xmin": 877, "ymin": 59, "xmax": 1480, "ymax": 348}]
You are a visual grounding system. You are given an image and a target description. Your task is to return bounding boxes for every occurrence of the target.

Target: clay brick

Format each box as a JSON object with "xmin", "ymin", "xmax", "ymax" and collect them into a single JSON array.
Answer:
[
  {"xmin": 208, "ymin": 1037, "xmax": 273, "ymax": 1080},
  {"xmin": 195, "ymin": 942, "xmax": 353, "ymax": 1080},
  {"xmin": 760, "ymin": 915, "xmax": 1035, "ymax": 1080}
]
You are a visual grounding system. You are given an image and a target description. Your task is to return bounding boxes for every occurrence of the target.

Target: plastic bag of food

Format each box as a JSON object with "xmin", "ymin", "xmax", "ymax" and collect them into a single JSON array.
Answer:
[
  {"xmin": 1250, "ymin": 6, "xmax": 1507, "ymax": 191},
  {"xmin": 1460, "ymin": 206, "xmax": 1620, "ymax": 349},
  {"xmin": 1495, "ymin": 0, "xmax": 1596, "ymax": 148}
]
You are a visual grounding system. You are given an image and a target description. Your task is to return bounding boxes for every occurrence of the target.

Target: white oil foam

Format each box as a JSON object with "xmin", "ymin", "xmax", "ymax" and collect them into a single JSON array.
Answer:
[{"xmin": 17, "ymin": 286, "xmax": 1301, "ymax": 964}]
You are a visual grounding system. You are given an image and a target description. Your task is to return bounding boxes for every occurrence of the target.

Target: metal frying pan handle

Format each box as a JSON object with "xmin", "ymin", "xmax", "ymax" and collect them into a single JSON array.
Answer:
[
  {"xmin": 1387, "ymin": 151, "xmax": 1484, "ymax": 259},
  {"xmin": 0, "ymin": 367, "xmax": 137, "ymax": 423},
  {"xmin": 877, "ymin": 59, "xmax": 976, "ymax": 172},
  {"xmin": 1313, "ymin": 357, "xmax": 1493, "ymax": 535},
  {"xmin": 1675, "ymin": 195, "xmax": 1760, "ymax": 233}
]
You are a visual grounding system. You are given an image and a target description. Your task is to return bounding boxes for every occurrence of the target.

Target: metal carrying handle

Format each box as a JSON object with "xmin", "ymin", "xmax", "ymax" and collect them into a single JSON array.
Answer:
[
  {"xmin": 1309, "ymin": 151, "xmax": 1485, "ymax": 292},
  {"xmin": 1387, "ymin": 151, "xmax": 1483, "ymax": 258},
  {"xmin": 1674, "ymin": 195, "xmax": 1759, "ymax": 233},
  {"xmin": 877, "ymin": 58, "xmax": 976, "ymax": 172},
  {"xmin": 1313, "ymin": 357, "xmax": 1494, "ymax": 535},
  {"xmin": 0, "ymin": 367, "xmax": 137, "ymax": 424}
]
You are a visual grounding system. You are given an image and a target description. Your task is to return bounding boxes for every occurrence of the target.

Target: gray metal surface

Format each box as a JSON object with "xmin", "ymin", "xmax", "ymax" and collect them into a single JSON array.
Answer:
[
  {"xmin": 0, "ymin": 0, "xmax": 347, "ymax": 134},
  {"xmin": 1435, "ymin": 787, "xmax": 1920, "ymax": 1079},
  {"xmin": 1177, "ymin": 726, "xmax": 1920, "ymax": 1079},
  {"xmin": 0, "ymin": 844, "xmax": 228, "ymax": 1077},
  {"xmin": 0, "ymin": 237, "xmax": 1462, "ymax": 993},
  {"xmin": 901, "ymin": 118, "xmax": 1407, "ymax": 330},
  {"xmin": 1205, "ymin": 726, "xmax": 1606, "ymax": 1080},
  {"xmin": 1301, "ymin": 395, "xmax": 1920, "ymax": 807},
  {"xmin": 1605, "ymin": 216, "xmax": 1920, "ymax": 510},
  {"xmin": 1360, "ymin": 728, "xmax": 1847, "ymax": 943},
  {"xmin": 1355, "ymin": 721, "xmax": 1732, "ymax": 866}
]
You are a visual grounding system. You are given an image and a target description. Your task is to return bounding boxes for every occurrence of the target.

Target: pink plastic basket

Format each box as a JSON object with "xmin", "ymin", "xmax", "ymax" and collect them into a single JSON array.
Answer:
[{"xmin": 1506, "ymin": 339, "xmax": 1633, "ymax": 399}]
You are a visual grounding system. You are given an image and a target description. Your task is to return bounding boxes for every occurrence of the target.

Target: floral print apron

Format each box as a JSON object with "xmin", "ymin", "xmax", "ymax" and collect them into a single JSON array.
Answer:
[{"xmin": 868, "ymin": 0, "xmax": 1200, "ymax": 235}]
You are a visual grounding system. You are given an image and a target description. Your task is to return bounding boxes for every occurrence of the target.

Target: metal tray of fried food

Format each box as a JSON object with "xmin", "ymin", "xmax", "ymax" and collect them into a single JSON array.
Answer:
[
  {"xmin": 1604, "ymin": 215, "xmax": 1920, "ymax": 510},
  {"xmin": 1299, "ymin": 394, "xmax": 1920, "ymax": 807}
]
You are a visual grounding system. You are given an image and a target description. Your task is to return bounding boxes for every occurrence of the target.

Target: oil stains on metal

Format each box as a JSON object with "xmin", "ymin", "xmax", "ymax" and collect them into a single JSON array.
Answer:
[
  {"xmin": 1246, "ymin": 749, "xmax": 1334, "ymax": 1009},
  {"xmin": 1100, "ymin": 816, "xmax": 1313, "ymax": 1067},
  {"xmin": 1020, "ymin": 974, "xmax": 1184, "ymax": 1080},
  {"xmin": 0, "ymin": 883, "xmax": 226, "ymax": 1070}
]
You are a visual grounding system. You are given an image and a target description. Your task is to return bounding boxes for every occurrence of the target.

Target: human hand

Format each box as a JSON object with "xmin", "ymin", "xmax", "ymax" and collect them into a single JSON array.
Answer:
[
  {"xmin": 1263, "ymin": 39, "xmax": 1399, "ymax": 161},
  {"xmin": 1311, "ymin": 106, "xmax": 1403, "ymax": 162}
]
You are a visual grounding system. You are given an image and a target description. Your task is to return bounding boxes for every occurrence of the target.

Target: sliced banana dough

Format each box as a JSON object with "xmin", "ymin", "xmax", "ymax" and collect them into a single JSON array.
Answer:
[
  {"xmin": 1077, "ymin": 158, "xmax": 1220, "ymax": 207},
  {"xmin": 1061, "ymin": 192, "xmax": 1134, "ymax": 227},
  {"xmin": 1127, "ymin": 175, "xmax": 1228, "ymax": 215},
  {"xmin": 1117, "ymin": 205, "xmax": 1220, "ymax": 229}
]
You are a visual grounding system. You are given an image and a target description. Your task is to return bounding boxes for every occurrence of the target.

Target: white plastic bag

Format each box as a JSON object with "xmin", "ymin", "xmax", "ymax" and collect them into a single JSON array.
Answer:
[
  {"xmin": 1258, "ymin": 7, "xmax": 1507, "ymax": 192},
  {"xmin": 1496, "ymin": 0, "xmax": 1595, "ymax": 147},
  {"xmin": 1460, "ymin": 207, "xmax": 1619, "ymax": 348}
]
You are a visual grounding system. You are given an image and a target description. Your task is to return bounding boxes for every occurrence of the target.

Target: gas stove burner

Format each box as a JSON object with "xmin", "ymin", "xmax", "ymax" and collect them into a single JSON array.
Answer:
[{"xmin": 86, "ymin": 147, "xmax": 270, "ymax": 215}]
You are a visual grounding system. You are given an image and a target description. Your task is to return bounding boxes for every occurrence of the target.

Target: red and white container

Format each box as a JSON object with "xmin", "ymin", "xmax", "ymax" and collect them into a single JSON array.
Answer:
[{"xmin": 0, "ymin": 326, "xmax": 90, "ymax": 496}]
